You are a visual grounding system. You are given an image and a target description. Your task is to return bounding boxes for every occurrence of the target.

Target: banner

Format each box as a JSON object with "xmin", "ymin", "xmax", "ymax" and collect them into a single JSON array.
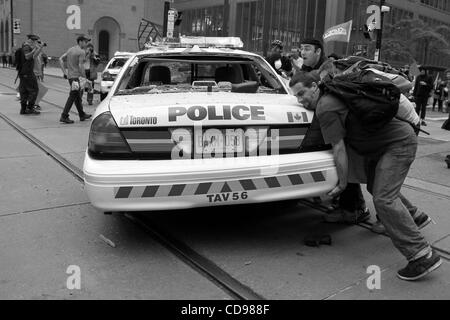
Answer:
[{"xmin": 323, "ymin": 20, "xmax": 353, "ymax": 43}]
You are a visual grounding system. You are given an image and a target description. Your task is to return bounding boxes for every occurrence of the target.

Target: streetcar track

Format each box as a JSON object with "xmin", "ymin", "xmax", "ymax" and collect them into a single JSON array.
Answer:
[{"xmin": 0, "ymin": 110, "xmax": 265, "ymax": 300}]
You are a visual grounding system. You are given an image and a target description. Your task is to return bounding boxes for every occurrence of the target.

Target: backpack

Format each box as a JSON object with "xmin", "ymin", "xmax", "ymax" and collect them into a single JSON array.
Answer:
[
  {"xmin": 336, "ymin": 57, "xmax": 413, "ymax": 94},
  {"xmin": 320, "ymin": 70, "xmax": 401, "ymax": 133},
  {"xmin": 15, "ymin": 47, "xmax": 24, "ymax": 72}
]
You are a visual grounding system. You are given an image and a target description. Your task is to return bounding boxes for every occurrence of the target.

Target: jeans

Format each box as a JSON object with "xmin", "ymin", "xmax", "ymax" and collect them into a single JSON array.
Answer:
[
  {"xmin": 415, "ymin": 97, "xmax": 429, "ymax": 120},
  {"xmin": 62, "ymin": 78, "xmax": 85, "ymax": 118},
  {"xmin": 364, "ymin": 134, "xmax": 430, "ymax": 261},
  {"xmin": 433, "ymin": 99, "xmax": 443, "ymax": 112}
]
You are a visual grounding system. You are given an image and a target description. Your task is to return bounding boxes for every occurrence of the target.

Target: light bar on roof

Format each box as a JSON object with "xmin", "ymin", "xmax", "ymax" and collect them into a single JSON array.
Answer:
[{"xmin": 179, "ymin": 36, "xmax": 244, "ymax": 48}]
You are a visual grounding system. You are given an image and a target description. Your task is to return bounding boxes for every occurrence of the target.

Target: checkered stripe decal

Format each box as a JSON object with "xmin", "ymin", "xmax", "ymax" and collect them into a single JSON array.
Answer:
[{"xmin": 113, "ymin": 170, "xmax": 328, "ymax": 199}]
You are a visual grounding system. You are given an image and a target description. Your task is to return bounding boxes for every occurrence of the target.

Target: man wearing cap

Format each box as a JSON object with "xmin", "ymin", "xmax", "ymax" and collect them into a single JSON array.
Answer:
[
  {"xmin": 18, "ymin": 34, "xmax": 43, "ymax": 115},
  {"xmin": 300, "ymin": 38, "xmax": 326, "ymax": 72},
  {"xmin": 59, "ymin": 35, "xmax": 92, "ymax": 124}
]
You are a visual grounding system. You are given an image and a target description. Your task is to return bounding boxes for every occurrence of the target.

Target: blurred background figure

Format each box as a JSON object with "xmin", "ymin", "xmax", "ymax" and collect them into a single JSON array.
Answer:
[
  {"xmin": 83, "ymin": 43, "xmax": 101, "ymax": 105},
  {"xmin": 265, "ymin": 40, "xmax": 292, "ymax": 78},
  {"xmin": 289, "ymin": 47, "xmax": 303, "ymax": 75},
  {"xmin": 433, "ymin": 80, "xmax": 447, "ymax": 113}
]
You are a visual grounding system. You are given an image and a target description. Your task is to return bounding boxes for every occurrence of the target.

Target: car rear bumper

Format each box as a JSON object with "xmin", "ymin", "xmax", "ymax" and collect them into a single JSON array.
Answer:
[{"xmin": 83, "ymin": 151, "xmax": 337, "ymax": 212}]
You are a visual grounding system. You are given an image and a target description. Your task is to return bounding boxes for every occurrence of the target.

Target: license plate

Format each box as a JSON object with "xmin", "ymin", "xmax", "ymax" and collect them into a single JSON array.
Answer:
[{"xmin": 195, "ymin": 128, "xmax": 244, "ymax": 156}]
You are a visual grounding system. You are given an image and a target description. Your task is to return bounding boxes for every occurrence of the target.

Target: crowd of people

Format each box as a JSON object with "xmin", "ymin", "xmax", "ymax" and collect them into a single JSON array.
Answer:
[
  {"xmin": 265, "ymin": 38, "xmax": 444, "ymax": 281},
  {"xmin": 12, "ymin": 33, "xmax": 100, "ymax": 123}
]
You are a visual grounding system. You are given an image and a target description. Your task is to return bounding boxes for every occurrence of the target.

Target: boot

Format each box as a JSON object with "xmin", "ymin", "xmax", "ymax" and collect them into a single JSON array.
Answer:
[{"xmin": 20, "ymin": 102, "xmax": 27, "ymax": 115}]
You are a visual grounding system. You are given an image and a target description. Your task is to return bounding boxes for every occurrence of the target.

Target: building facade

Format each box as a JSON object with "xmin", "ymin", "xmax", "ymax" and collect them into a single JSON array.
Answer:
[
  {"xmin": 174, "ymin": 0, "xmax": 450, "ymax": 67},
  {"xmin": 0, "ymin": 0, "xmax": 165, "ymax": 61}
]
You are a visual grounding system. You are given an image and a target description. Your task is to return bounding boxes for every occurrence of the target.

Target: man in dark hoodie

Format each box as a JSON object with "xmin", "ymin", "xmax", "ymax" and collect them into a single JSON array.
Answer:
[
  {"xmin": 413, "ymin": 66, "xmax": 434, "ymax": 126},
  {"xmin": 265, "ymin": 40, "xmax": 292, "ymax": 77}
]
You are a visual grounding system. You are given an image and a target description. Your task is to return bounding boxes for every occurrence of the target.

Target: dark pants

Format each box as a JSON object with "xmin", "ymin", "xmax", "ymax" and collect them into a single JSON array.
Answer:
[
  {"xmin": 339, "ymin": 183, "xmax": 366, "ymax": 211},
  {"xmin": 415, "ymin": 97, "xmax": 429, "ymax": 120},
  {"xmin": 62, "ymin": 78, "xmax": 85, "ymax": 118},
  {"xmin": 19, "ymin": 74, "xmax": 38, "ymax": 111},
  {"xmin": 433, "ymin": 99, "xmax": 443, "ymax": 112},
  {"xmin": 81, "ymin": 71, "xmax": 94, "ymax": 104},
  {"xmin": 365, "ymin": 134, "xmax": 430, "ymax": 261}
]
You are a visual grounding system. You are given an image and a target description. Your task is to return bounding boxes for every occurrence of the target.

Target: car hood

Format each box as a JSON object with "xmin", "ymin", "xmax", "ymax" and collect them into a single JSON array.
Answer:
[{"xmin": 108, "ymin": 92, "xmax": 312, "ymax": 127}]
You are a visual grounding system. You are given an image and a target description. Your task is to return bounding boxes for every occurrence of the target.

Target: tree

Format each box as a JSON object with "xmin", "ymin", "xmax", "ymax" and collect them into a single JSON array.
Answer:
[{"xmin": 382, "ymin": 18, "xmax": 450, "ymax": 66}]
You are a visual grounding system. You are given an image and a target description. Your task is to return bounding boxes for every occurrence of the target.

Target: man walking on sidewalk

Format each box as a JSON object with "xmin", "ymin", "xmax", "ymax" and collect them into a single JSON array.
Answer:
[
  {"xmin": 59, "ymin": 35, "xmax": 92, "ymax": 124},
  {"xmin": 413, "ymin": 67, "xmax": 433, "ymax": 126}
]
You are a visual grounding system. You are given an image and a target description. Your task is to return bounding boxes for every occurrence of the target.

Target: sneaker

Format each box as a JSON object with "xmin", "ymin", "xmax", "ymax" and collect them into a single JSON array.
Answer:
[
  {"xmin": 34, "ymin": 105, "xmax": 41, "ymax": 110},
  {"xmin": 421, "ymin": 121, "xmax": 427, "ymax": 126},
  {"xmin": 80, "ymin": 113, "xmax": 92, "ymax": 121},
  {"xmin": 60, "ymin": 116, "xmax": 74, "ymax": 124},
  {"xmin": 324, "ymin": 207, "xmax": 371, "ymax": 224},
  {"xmin": 372, "ymin": 212, "xmax": 432, "ymax": 234},
  {"xmin": 24, "ymin": 108, "xmax": 40, "ymax": 115},
  {"xmin": 371, "ymin": 220, "xmax": 385, "ymax": 234},
  {"xmin": 397, "ymin": 250, "xmax": 442, "ymax": 281}
]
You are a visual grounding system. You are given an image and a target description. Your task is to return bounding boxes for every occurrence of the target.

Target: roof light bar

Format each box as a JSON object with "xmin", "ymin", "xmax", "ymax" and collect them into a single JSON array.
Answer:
[{"xmin": 145, "ymin": 36, "xmax": 244, "ymax": 49}]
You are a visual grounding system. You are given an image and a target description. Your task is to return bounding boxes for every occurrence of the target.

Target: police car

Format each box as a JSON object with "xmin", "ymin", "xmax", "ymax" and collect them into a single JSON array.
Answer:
[
  {"xmin": 83, "ymin": 37, "xmax": 338, "ymax": 212},
  {"xmin": 100, "ymin": 51, "xmax": 134, "ymax": 100}
]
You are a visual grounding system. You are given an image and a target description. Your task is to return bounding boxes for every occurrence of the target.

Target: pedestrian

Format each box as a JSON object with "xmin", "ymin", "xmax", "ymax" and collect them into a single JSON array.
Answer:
[
  {"xmin": 33, "ymin": 40, "xmax": 47, "ymax": 110},
  {"xmin": 289, "ymin": 47, "xmax": 303, "ymax": 75},
  {"xmin": 413, "ymin": 66, "xmax": 433, "ymax": 126},
  {"xmin": 298, "ymin": 39, "xmax": 369, "ymax": 224},
  {"xmin": 82, "ymin": 43, "xmax": 100, "ymax": 105},
  {"xmin": 265, "ymin": 40, "xmax": 292, "ymax": 78},
  {"xmin": 433, "ymin": 80, "xmax": 446, "ymax": 112},
  {"xmin": 58, "ymin": 35, "xmax": 92, "ymax": 124},
  {"xmin": 16, "ymin": 34, "xmax": 42, "ymax": 115},
  {"xmin": 290, "ymin": 71, "xmax": 442, "ymax": 281},
  {"xmin": 1, "ymin": 53, "xmax": 7, "ymax": 68}
]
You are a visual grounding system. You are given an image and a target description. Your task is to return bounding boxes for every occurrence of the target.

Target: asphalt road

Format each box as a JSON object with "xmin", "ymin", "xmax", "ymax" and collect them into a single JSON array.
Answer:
[{"xmin": 0, "ymin": 68, "xmax": 449, "ymax": 300}]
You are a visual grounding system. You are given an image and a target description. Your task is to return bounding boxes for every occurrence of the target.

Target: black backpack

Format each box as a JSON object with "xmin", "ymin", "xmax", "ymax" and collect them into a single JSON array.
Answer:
[
  {"xmin": 14, "ymin": 47, "xmax": 24, "ymax": 72},
  {"xmin": 319, "ymin": 70, "xmax": 401, "ymax": 133}
]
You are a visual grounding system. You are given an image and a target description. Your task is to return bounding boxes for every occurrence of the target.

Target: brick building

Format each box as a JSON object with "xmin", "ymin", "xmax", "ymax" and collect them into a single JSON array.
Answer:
[{"xmin": 0, "ymin": 0, "xmax": 165, "ymax": 61}]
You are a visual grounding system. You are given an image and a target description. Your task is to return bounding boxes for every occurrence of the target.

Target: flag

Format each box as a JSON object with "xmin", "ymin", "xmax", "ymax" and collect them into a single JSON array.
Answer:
[{"xmin": 323, "ymin": 20, "xmax": 353, "ymax": 43}]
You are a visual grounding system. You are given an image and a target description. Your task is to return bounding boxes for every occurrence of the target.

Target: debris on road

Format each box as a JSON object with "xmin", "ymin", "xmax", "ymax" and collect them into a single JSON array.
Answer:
[
  {"xmin": 304, "ymin": 234, "xmax": 332, "ymax": 247},
  {"xmin": 244, "ymin": 261, "xmax": 252, "ymax": 266},
  {"xmin": 99, "ymin": 234, "xmax": 116, "ymax": 248}
]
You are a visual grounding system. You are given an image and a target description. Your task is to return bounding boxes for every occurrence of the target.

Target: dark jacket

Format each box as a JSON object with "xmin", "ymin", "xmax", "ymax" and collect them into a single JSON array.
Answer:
[
  {"xmin": 413, "ymin": 74, "xmax": 433, "ymax": 98},
  {"xmin": 301, "ymin": 55, "xmax": 326, "ymax": 72}
]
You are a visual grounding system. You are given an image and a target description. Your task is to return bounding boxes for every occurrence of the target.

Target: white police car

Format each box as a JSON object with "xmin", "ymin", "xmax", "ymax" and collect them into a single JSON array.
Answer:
[
  {"xmin": 100, "ymin": 51, "xmax": 134, "ymax": 100},
  {"xmin": 83, "ymin": 37, "xmax": 338, "ymax": 212}
]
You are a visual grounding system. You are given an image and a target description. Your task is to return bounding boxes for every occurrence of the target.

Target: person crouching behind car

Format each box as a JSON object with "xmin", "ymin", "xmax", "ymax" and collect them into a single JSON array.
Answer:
[{"xmin": 289, "ymin": 71, "xmax": 442, "ymax": 281}]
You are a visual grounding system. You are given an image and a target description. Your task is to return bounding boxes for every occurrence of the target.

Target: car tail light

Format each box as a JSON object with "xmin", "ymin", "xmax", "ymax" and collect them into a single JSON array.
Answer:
[
  {"xmin": 102, "ymin": 71, "xmax": 115, "ymax": 81},
  {"xmin": 88, "ymin": 112, "xmax": 132, "ymax": 157}
]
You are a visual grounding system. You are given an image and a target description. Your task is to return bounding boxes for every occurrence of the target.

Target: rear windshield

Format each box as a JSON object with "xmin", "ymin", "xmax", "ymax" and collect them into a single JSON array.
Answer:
[
  {"xmin": 108, "ymin": 57, "xmax": 128, "ymax": 69},
  {"xmin": 114, "ymin": 55, "xmax": 287, "ymax": 96}
]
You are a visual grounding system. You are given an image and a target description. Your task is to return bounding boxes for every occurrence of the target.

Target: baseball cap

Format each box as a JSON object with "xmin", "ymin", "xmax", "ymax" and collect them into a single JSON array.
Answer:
[
  {"xmin": 27, "ymin": 34, "xmax": 40, "ymax": 41},
  {"xmin": 76, "ymin": 35, "xmax": 91, "ymax": 42}
]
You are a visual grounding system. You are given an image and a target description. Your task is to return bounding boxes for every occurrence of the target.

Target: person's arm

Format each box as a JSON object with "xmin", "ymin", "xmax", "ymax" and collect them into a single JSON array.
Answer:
[
  {"xmin": 328, "ymin": 139, "xmax": 348, "ymax": 198},
  {"xmin": 59, "ymin": 52, "xmax": 68, "ymax": 78}
]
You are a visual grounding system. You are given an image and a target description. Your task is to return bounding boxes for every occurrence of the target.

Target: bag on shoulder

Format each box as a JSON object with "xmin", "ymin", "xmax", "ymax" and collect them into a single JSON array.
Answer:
[
  {"xmin": 15, "ymin": 48, "xmax": 24, "ymax": 72},
  {"xmin": 320, "ymin": 70, "xmax": 401, "ymax": 133}
]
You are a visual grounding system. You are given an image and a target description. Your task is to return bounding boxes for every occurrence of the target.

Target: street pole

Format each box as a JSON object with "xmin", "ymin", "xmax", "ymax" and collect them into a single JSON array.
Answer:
[
  {"xmin": 10, "ymin": 0, "xmax": 14, "ymax": 52},
  {"xmin": 374, "ymin": 0, "xmax": 385, "ymax": 61},
  {"xmin": 162, "ymin": 1, "xmax": 170, "ymax": 38}
]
